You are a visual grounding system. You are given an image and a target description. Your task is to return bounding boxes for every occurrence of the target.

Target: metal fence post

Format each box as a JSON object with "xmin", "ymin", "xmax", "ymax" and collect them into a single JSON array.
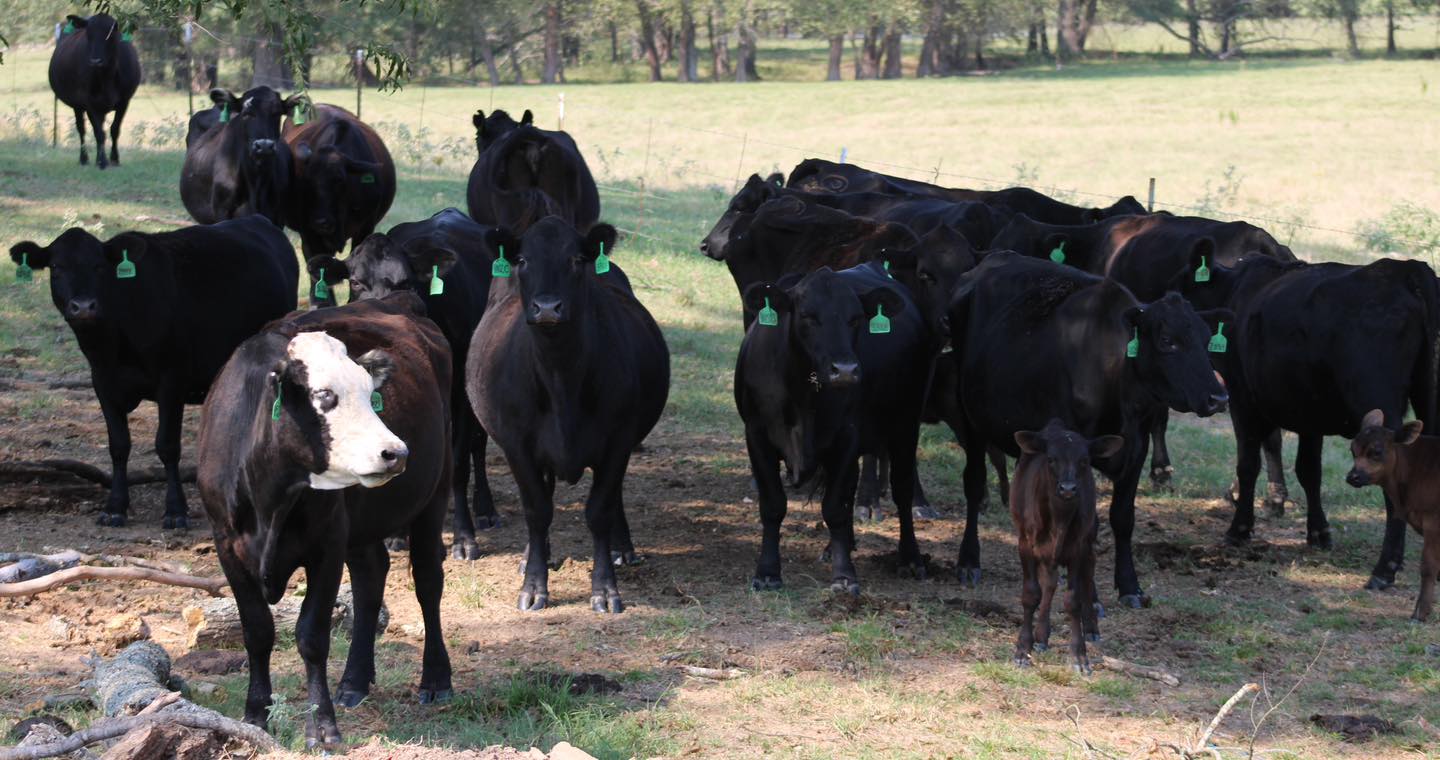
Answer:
[{"xmin": 1148, "ymin": 177, "xmax": 1156, "ymax": 212}]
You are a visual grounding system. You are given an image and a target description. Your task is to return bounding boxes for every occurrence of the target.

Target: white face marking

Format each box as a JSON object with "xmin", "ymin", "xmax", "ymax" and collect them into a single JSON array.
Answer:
[{"xmin": 286, "ymin": 331, "xmax": 407, "ymax": 489}]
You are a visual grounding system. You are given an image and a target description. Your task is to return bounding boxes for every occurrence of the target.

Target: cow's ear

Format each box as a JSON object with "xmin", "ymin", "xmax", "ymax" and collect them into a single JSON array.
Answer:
[
  {"xmin": 521, "ymin": 109, "xmax": 534, "ymax": 125},
  {"xmin": 1014, "ymin": 430, "xmax": 1046, "ymax": 455},
  {"xmin": 860, "ymin": 286, "xmax": 905, "ymax": 320},
  {"xmin": 1121, "ymin": 305, "xmax": 1143, "ymax": 330},
  {"xmin": 582, "ymin": 224, "xmax": 618, "ymax": 263},
  {"xmin": 66, "ymin": 14, "xmax": 88, "ymax": 28},
  {"xmin": 1188, "ymin": 237, "xmax": 1217, "ymax": 279},
  {"xmin": 103, "ymin": 235, "xmax": 148, "ymax": 264},
  {"xmin": 208, "ymin": 88, "xmax": 236, "ymax": 107},
  {"xmin": 1196, "ymin": 308, "xmax": 1235, "ymax": 332},
  {"xmin": 1041, "ymin": 232, "xmax": 1070, "ymax": 260},
  {"xmin": 306, "ymin": 255, "xmax": 348, "ymax": 285},
  {"xmin": 472, "ymin": 110, "xmax": 485, "ymax": 130},
  {"xmin": 775, "ymin": 272, "xmax": 805, "ymax": 292},
  {"xmin": 1362, "ymin": 408, "xmax": 1386, "ymax": 429},
  {"xmin": 282, "ymin": 93, "xmax": 310, "ymax": 116},
  {"xmin": 483, "ymin": 226, "xmax": 519, "ymax": 262},
  {"xmin": 879, "ymin": 247, "xmax": 917, "ymax": 273},
  {"xmin": 1399, "ymin": 421, "xmax": 1424, "ymax": 445},
  {"xmin": 402, "ymin": 238, "xmax": 458, "ymax": 280},
  {"xmin": 9, "ymin": 241, "xmax": 50, "ymax": 270},
  {"xmin": 742, "ymin": 282, "xmax": 792, "ymax": 315},
  {"xmin": 356, "ymin": 349, "xmax": 394, "ymax": 389},
  {"xmin": 1090, "ymin": 435, "xmax": 1125, "ymax": 460},
  {"xmin": 766, "ymin": 172, "xmax": 785, "ymax": 187}
]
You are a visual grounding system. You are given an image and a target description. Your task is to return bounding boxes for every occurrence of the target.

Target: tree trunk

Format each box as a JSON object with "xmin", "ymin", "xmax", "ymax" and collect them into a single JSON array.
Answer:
[
  {"xmin": 974, "ymin": 30, "xmax": 986, "ymax": 69},
  {"xmin": 656, "ymin": 22, "xmax": 674, "ymax": 64},
  {"xmin": 1343, "ymin": 12, "xmax": 1359, "ymax": 55},
  {"xmin": 609, "ymin": 21, "xmax": 620, "ymax": 62},
  {"xmin": 881, "ymin": 27, "xmax": 902, "ymax": 78},
  {"xmin": 1056, "ymin": 0, "xmax": 1081, "ymax": 59},
  {"xmin": 1386, "ymin": 2, "xmax": 1397, "ymax": 55},
  {"xmin": 827, "ymin": 35, "xmax": 845, "ymax": 80},
  {"xmin": 251, "ymin": 22, "xmax": 292, "ymax": 89},
  {"xmin": 678, "ymin": 1, "xmax": 698, "ymax": 81},
  {"xmin": 1077, "ymin": 0, "xmax": 1098, "ymax": 51},
  {"xmin": 542, "ymin": 2, "xmax": 561, "ymax": 84},
  {"xmin": 1027, "ymin": 23, "xmax": 1038, "ymax": 53},
  {"xmin": 857, "ymin": 20, "xmax": 882, "ymax": 79},
  {"xmin": 735, "ymin": 4, "xmax": 759, "ymax": 82},
  {"xmin": 510, "ymin": 45, "xmax": 523, "ymax": 85},
  {"xmin": 1186, "ymin": 0, "xmax": 1201, "ymax": 57},
  {"xmin": 709, "ymin": 9, "xmax": 732, "ymax": 80},
  {"xmin": 636, "ymin": 0, "xmax": 664, "ymax": 81},
  {"xmin": 478, "ymin": 27, "xmax": 500, "ymax": 86}
]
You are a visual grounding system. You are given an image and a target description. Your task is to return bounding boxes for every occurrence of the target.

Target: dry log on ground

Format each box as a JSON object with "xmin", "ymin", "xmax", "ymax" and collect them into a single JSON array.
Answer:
[
  {"xmin": 0, "ymin": 566, "xmax": 226, "ymax": 599},
  {"xmin": 0, "ymin": 552, "xmax": 188, "ymax": 584},
  {"xmin": 0, "ymin": 460, "xmax": 195, "ymax": 488},
  {"xmin": 680, "ymin": 665, "xmax": 745, "ymax": 680},
  {"xmin": 1096, "ymin": 655, "xmax": 1181, "ymax": 687},
  {"xmin": 181, "ymin": 584, "xmax": 386, "ymax": 649}
]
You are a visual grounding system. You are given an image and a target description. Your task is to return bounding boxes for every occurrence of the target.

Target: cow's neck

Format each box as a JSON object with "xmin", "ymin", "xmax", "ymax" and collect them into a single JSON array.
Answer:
[{"xmin": 525, "ymin": 302, "xmax": 602, "ymax": 451}]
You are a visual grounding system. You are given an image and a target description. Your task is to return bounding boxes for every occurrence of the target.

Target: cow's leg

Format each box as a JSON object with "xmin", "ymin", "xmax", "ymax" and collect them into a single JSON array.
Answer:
[
  {"xmin": 409, "ymin": 495, "xmax": 454, "ymax": 702},
  {"xmin": 108, "ymin": 100, "xmax": 128, "ymax": 165},
  {"xmin": 512, "ymin": 454, "xmax": 555, "ymax": 611},
  {"xmin": 911, "ymin": 471, "xmax": 940, "ymax": 520},
  {"xmin": 608, "ymin": 481, "xmax": 639, "ymax": 566},
  {"xmin": 1034, "ymin": 560, "xmax": 1057, "ymax": 653},
  {"xmin": 1411, "ymin": 517, "xmax": 1440, "ymax": 622},
  {"xmin": 585, "ymin": 451, "xmax": 630, "ymax": 613},
  {"xmin": 989, "ymin": 447, "xmax": 1010, "ymax": 508},
  {"xmin": 1069, "ymin": 550, "xmax": 1096, "ymax": 674},
  {"xmin": 87, "ymin": 109, "xmax": 108, "ymax": 170},
  {"xmin": 1110, "ymin": 425, "xmax": 1152, "ymax": 608},
  {"xmin": 73, "ymin": 108, "xmax": 87, "ymax": 165},
  {"xmin": 337, "ymin": 541, "xmax": 389, "ymax": 707},
  {"xmin": 890, "ymin": 437, "xmax": 925, "ymax": 579},
  {"xmin": 856, "ymin": 454, "xmax": 882, "ymax": 522},
  {"xmin": 956, "ymin": 432, "xmax": 989, "ymax": 587},
  {"xmin": 822, "ymin": 456, "xmax": 862, "ymax": 595},
  {"xmin": 1081, "ymin": 523, "xmax": 1102, "ymax": 641},
  {"xmin": 1295, "ymin": 433, "xmax": 1331, "ymax": 549},
  {"xmin": 154, "ymin": 384, "xmax": 190, "ymax": 530},
  {"xmin": 1225, "ymin": 417, "xmax": 1267, "ymax": 546},
  {"xmin": 1149, "ymin": 414, "xmax": 1174, "ymax": 486},
  {"xmin": 449, "ymin": 409, "xmax": 480, "ymax": 560},
  {"xmin": 746, "ymin": 425, "xmax": 788, "ymax": 590},
  {"xmin": 95, "ymin": 391, "xmax": 133, "ymax": 527},
  {"xmin": 215, "ymin": 544, "xmax": 274, "ymax": 729},
  {"xmin": 949, "ymin": 422, "xmax": 991, "ymax": 513},
  {"xmin": 296, "ymin": 546, "xmax": 343, "ymax": 748},
  {"xmin": 1366, "ymin": 495, "xmax": 1409, "ymax": 590},
  {"xmin": 1261, "ymin": 430, "xmax": 1290, "ymax": 516},
  {"xmin": 471, "ymin": 427, "xmax": 500, "ymax": 529},
  {"xmin": 1014, "ymin": 550, "xmax": 1039, "ymax": 666}
]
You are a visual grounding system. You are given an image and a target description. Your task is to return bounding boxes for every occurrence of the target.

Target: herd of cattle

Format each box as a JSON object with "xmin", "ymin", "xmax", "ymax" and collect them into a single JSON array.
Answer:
[{"xmin": 11, "ymin": 12, "xmax": 1440, "ymax": 747}]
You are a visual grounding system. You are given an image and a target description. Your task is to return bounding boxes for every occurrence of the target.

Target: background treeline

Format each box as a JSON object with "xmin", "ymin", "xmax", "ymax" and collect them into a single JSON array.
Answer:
[{"xmin": 2, "ymin": 0, "xmax": 1438, "ymax": 89}]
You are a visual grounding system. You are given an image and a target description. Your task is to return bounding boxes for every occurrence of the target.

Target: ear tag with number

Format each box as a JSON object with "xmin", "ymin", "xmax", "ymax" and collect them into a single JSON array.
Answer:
[
  {"xmin": 63, "ymin": 21, "xmax": 74, "ymax": 35},
  {"xmin": 429, "ymin": 265, "xmax": 444, "ymax": 296},
  {"xmin": 219, "ymin": 103, "xmax": 230, "ymax": 123},
  {"xmin": 15, "ymin": 253, "xmax": 32, "ymax": 283},
  {"xmin": 595, "ymin": 241, "xmax": 611, "ymax": 275},
  {"xmin": 1126, "ymin": 327, "xmax": 1139, "ymax": 358},
  {"xmin": 270, "ymin": 380, "xmax": 283, "ymax": 421},
  {"xmin": 1194, "ymin": 256, "xmax": 1211, "ymax": 283},
  {"xmin": 293, "ymin": 105, "xmax": 306, "ymax": 125},
  {"xmin": 360, "ymin": 174, "xmax": 376, "ymax": 184},
  {"xmin": 1050, "ymin": 241, "xmax": 1067, "ymax": 264},
  {"xmin": 1208, "ymin": 321, "xmax": 1228, "ymax": 353},
  {"xmin": 115, "ymin": 250, "xmax": 135, "ymax": 279},
  {"xmin": 370, "ymin": 391, "xmax": 384, "ymax": 412},
  {"xmin": 869, "ymin": 305, "xmax": 891, "ymax": 335},
  {"xmin": 757, "ymin": 297, "xmax": 778, "ymax": 327},
  {"xmin": 313, "ymin": 268, "xmax": 329, "ymax": 301},
  {"xmin": 492, "ymin": 246, "xmax": 512, "ymax": 278},
  {"xmin": 121, "ymin": 31, "xmax": 133, "ymax": 42}
]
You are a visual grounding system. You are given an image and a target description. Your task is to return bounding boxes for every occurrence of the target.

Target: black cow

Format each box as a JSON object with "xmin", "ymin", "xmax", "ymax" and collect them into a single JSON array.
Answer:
[
  {"xmin": 306, "ymin": 208, "xmax": 500, "ymax": 559},
  {"xmin": 284, "ymin": 105, "xmax": 395, "ymax": 303},
  {"xmin": 198, "ymin": 294, "xmax": 453, "ymax": 748},
  {"xmin": 1173, "ymin": 252, "xmax": 1440, "ymax": 590},
  {"xmin": 181, "ymin": 87, "xmax": 305, "ymax": 225},
  {"xmin": 466, "ymin": 218, "xmax": 669, "ymax": 612},
  {"xmin": 948, "ymin": 253, "xmax": 1230, "ymax": 606},
  {"xmin": 49, "ymin": 13, "xmax": 140, "ymax": 170},
  {"xmin": 9, "ymin": 217, "xmax": 297, "ymax": 528},
  {"xmin": 736, "ymin": 263, "xmax": 930, "ymax": 593},
  {"xmin": 787, "ymin": 159, "xmax": 1146, "ymax": 224},
  {"xmin": 466, "ymin": 109, "xmax": 600, "ymax": 234}
]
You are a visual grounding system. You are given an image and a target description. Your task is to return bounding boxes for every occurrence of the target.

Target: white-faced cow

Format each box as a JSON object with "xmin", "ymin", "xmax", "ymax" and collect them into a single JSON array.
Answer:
[{"xmin": 49, "ymin": 13, "xmax": 140, "ymax": 170}]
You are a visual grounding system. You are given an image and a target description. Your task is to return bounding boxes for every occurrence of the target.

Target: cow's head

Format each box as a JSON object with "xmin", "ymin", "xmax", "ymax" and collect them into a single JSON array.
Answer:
[
  {"xmin": 742, "ymin": 267, "xmax": 904, "ymax": 390},
  {"xmin": 208, "ymin": 86, "xmax": 303, "ymax": 146},
  {"xmin": 9, "ymin": 228, "xmax": 154, "ymax": 329},
  {"xmin": 989, "ymin": 214, "xmax": 1091, "ymax": 268},
  {"xmin": 880, "ymin": 226, "xmax": 977, "ymax": 340},
  {"xmin": 1082, "ymin": 195, "xmax": 1147, "ymax": 223},
  {"xmin": 293, "ymin": 128, "xmax": 384, "ymax": 251},
  {"xmin": 1015, "ymin": 419, "xmax": 1124, "ymax": 501},
  {"xmin": 1347, "ymin": 409, "xmax": 1423, "ymax": 495},
  {"xmin": 700, "ymin": 172, "xmax": 785, "ymax": 261},
  {"xmin": 270, "ymin": 331, "xmax": 407, "ymax": 489},
  {"xmin": 67, "ymin": 14, "xmax": 122, "ymax": 69},
  {"xmin": 485, "ymin": 216, "xmax": 616, "ymax": 328},
  {"xmin": 473, "ymin": 108, "xmax": 535, "ymax": 154},
  {"xmin": 1124, "ymin": 292, "xmax": 1232, "ymax": 417},
  {"xmin": 311, "ymin": 233, "xmax": 456, "ymax": 303}
]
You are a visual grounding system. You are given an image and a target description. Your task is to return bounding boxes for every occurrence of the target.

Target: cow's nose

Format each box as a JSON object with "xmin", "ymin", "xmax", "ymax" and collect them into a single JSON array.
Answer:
[
  {"xmin": 829, "ymin": 361, "xmax": 860, "ymax": 387},
  {"xmin": 531, "ymin": 298, "xmax": 564, "ymax": 325},
  {"xmin": 1205, "ymin": 392, "xmax": 1230, "ymax": 415},
  {"xmin": 89, "ymin": 58, "xmax": 105, "ymax": 67},
  {"xmin": 698, "ymin": 240, "xmax": 709, "ymax": 254},
  {"xmin": 1345, "ymin": 470, "xmax": 1368, "ymax": 488},
  {"xmin": 250, "ymin": 139, "xmax": 275, "ymax": 157},
  {"xmin": 66, "ymin": 298, "xmax": 98, "ymax": 321},
  {"xmin": 380, "ymin": 444, "xmax": 408, "ymax": 474},
  {"xmin": 1057, "ymin": 482, "xmax": 1079, "ymax": 500}
]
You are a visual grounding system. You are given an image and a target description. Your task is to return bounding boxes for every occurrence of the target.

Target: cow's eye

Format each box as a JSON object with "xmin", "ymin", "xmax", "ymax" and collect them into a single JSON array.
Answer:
[
  {"xmin": 1158, "ymin": 333, "xmax": 1176, "ymax": 351},
  {"xmin": 310, "ymin": 389, "xmax": 337, "ymax": 411},
  {"xmin": 1369, "ymin": 448, "xmax": 1384, "ymax": 461}
]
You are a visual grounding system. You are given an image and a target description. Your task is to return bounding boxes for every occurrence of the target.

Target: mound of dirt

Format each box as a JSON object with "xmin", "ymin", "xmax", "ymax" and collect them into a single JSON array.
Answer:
[{"xmin": 311, "ymin": 739, "xmax": 598, "ymax": 759}]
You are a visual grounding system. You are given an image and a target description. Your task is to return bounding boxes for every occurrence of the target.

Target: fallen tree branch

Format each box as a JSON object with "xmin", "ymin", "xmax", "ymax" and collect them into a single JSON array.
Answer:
[
  {"xmin": 1194, "ymin": 682, "xmax": 1259, "ymax": 755},
  {"xmin": 1096, "ymin": 655, "xmax": 1181, "ymax": 687},
  {"xmin": 0, "ymin": 711, "xmax": 277, "ymax": 760},
  {"xmin": 680, "ymin": 665, "xmax": 745, "ymax": 680},
  {"xmin": 0, "ymin": 459, "xmax": 195, "ymax": 488},
  {"xmin": 0, "ymin": 551, "xmax": 188, "ymax": 584},
  {"xmin": 0, "ymin": 565, "xmax": 226, "ymax": 598}
]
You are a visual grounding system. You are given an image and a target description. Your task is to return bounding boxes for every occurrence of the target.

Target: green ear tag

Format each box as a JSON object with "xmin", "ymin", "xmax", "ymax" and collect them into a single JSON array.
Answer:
[
  {"xmin": 757, "ymin": 297, "xmax": 778, "ymax": 327},
  {"xmin": 370, "ymin": 391, "xmax": 384, "ymax": 413},
  {"xmin": 293, "ymin": 105, "xmax": 306, "ymax": 125},
  {"xmin": 869, "ymin": 305, "xmax": 891, "ymax": 335},
  {"xmin": 219, "ymin": 103, "xmax": 230, "ymax": 123},
  {"xmin": 270, "ymin": 382, "xmax": 283, "ymax": 421},
  {"xmin": 360, "ymin": 174, "xmax": 376, "ymax": 184},
  {"xmin": 492, "ymin": 246, "xmax": 512, "ymax": 278},
  {"xmin": 595, "ymin": 242, "xmax": 611, "ymax": 275},
  {"xmin": 883, "ymin": 259, "xmax": 894, "ymax": 279},
  {"xmin": 429, "ymin": 264, "xmax": 444, "ymax": 296},
  {"xmin": 121, "ymin": 31, "xmax": 133, "ymax": 42},
  {"xmin": 63, "ymin": 21, "xmax": 74, "ymax": 35},
  {"xmin": 313, "ymin": 268, "xmax": 329, "ymax": 301},
  {"xmin": 1194, "ymin": 256, "xmax": 1211, "ymax": 283},
  {"xmin": 1050, "ymin": 241, "xmax": 1067, "ymax": 264},
  {"xmin": 1126, "ymin": 327, "xmax": 1139, "ymax": 358},
  {"xmin": 15, "ymin": 253, "xmax": 33, "ymax": 283},
  {"xmin": 115, "ymin": 250, "xmax": 135, "ymax": 279},
  {"xmin": 1208, "ymin": 321, "xmax": 1228, "ymax": 353}
]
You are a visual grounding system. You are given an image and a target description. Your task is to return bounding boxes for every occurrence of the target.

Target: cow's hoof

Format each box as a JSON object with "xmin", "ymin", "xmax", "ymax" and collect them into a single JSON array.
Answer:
[
  {"xmin": 1264, "ymin": 497, "xmax": 1287, "ymax": 519},
  {"xmin": 829, "ymin": 577, "xmax": 861, "ymax": 596},
  {"xmin": 611, "ymin": 550, "xmax": 644, "ymax": 567},
  {"xmin": 162, "ymin": 514, "xmax": 189, "ymax": 530},
  {"xmin": 518, "ymin": 591, "xmax": 548, "ymax": 611},
  {"xmin": 336, "ymin": 689, "xmax": 368, "ymax": 708},
  {"xmin": 96, "ymin": 512, "xmax": 126, "ymax": 527},
  {"xmin": 1013, "ymin": 655, "xmax": 1032, "ymax": 668},
  {"xmin": 1033, "ymin": 641, "xmax": 1050, "ymax": 653},
  {"xmin": 1364, "ymin": 575, "xmax": 1395, "ymax": 591},
  {"xmin": 750, "ymin": 575, "xmax": 783, "ymax": 591},
  {"xmin": 590, "ymin": 593, "xmax": 624, "ymax": 614},
  {"xmin": 1306, "ymin": 530, "xmax": 1333, "ymax": 550},
  {"xmin": 855, "ymin": 504, "xmax": 882, "ymax": 523},
  {"xmin": 385, "ymin": 537, "xmax": 410, "ymax": 553},
  {"xmin": 304, "ymin": 721, "xmax": 342, "ymax": 751},
  {"xmin": 1093, "ymin": 601, "xmax": 1106, "ymax": 619},
  {"xmin": 96, "ymin": 159, "xmax": 108, "ymax": 170},
  {"xmin": 1117, "ymin": 593, "xmax": 1150, "ymax": 609},
  {"xmin": 1072, "ymin": 659, "xmax": 1094, "ymax": 677},
  {"xmin": 912, "ymin": 504, "xmax": 942, "ymax": 521},
  {"xmin": 956, "ymin": 566, "xmax": 982, "ymax": 588},
  {"xmin": 475, "ymin": 513, "xmax": 502, "ymax": 530},
  {"xmin": 1085, "ymin": 632, "xmax": 1101, "ymax": 643},
  {"xmin": 417, "ymin": 688, "xmax": 453, "ymax": 705},
  {"xmin": 79, "ymin": 154, "xmax": 88, "ymax": 166},
  {"xmin": 899, "ymin": 561, "xmax": 927, "ymax": 580},
  {"xmin": 818, "ymin": 547, "xmax": 831, "ymax": 564},
  {"xmin": 452, "ymin": 540, "xmax": 481, "ymax": 561},
  {"xmin": 1223, "ymin": 528, "xmax": 1251, "ymax": 547},
  {"xmin": 1149, "ymin": 465, "xmax": 1174, "ymax": 486}
]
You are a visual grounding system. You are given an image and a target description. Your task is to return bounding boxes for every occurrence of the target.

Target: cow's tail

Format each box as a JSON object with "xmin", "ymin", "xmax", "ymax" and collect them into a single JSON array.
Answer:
[{"xmin": 1413, "ymin": 261, "xmax": 1440, "ymax": 433}]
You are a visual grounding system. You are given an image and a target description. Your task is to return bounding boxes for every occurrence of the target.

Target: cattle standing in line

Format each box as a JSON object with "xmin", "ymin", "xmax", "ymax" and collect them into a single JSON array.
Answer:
[
  {"xmin": 1345, "ymin": 410, "xmax": 1437, "ymax": 620},
  {"xmin": 1175, "ymin": 253, "xmax": 1440, "ymax": 591},
  {"xmin": 306, "ymin": 209, "xmax": 501, "ymax": 559},
  {"xmin": 948, "ymin": 254, "xmax": 1230, "ymax": 607},
  {"xmin": 1011, "ymin": 420, "xmax": 1123, "ymax": 674},
  {"xmin": 284, "ymin": 104, "xmax": 395, "ymax": 304},
  {"xmin": 736, "ymin": 263, "xmax": 930, "ymax": 593},
  {"xmin": 198, "ymin": 294, "xmax": 454, "ymax": 748},
  {"xmin": 466, "ymin": 109, "xmax": 600, "ymax": 234},
  {"xmin": 181, "ymin": 87, "xmax": 305, "ymax": 226},
  {"xmin": 8, "ymin": 217, "xmax": 298, "ymax": 528},
  {"xmin": 49, "ymin": 13, "xmax": 140, "ymax": 170},
  {"xmin": 467, "ymin": 219, "xmax": 669, "ymax": 612}
]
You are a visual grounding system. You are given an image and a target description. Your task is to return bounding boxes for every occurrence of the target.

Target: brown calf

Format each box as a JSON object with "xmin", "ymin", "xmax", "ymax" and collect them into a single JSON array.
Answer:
[
  {"xmin": 1345, "ymin": 409, "xmax": 1433, "ymax": 620},
  {"xmin": 1011, "ymin": 420, "xmax": 1124, "ymax": 673}
]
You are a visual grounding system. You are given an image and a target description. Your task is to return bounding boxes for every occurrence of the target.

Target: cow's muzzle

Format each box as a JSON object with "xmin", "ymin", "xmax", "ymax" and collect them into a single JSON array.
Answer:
[
  {"xmin": 827, "ymin": 361, "xmax": 860, "ymax": 388},
  {"xmin": 1345, "ymin": 469, "xmax": 1370, "ymax": 488},
  {"xmin": 250, "ymin": 139, "xmax": 276, "ymax": 158},
  {"xmin": 1200, "ymin": 391, "xmax": 1229, "ymax": 416},
  {"xmin": 65, "ymin": 298, "xmax": 99, "ymax": 324},
  {"xmin": 529, "ymin": 297, "xmax": 566, "ymax": 326}
]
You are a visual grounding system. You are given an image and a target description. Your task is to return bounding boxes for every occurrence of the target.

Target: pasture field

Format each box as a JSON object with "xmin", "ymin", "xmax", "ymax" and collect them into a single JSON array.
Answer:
[{"xmin": 1, "ymin": 44, "xmax": 1440, "ymax": 759}]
